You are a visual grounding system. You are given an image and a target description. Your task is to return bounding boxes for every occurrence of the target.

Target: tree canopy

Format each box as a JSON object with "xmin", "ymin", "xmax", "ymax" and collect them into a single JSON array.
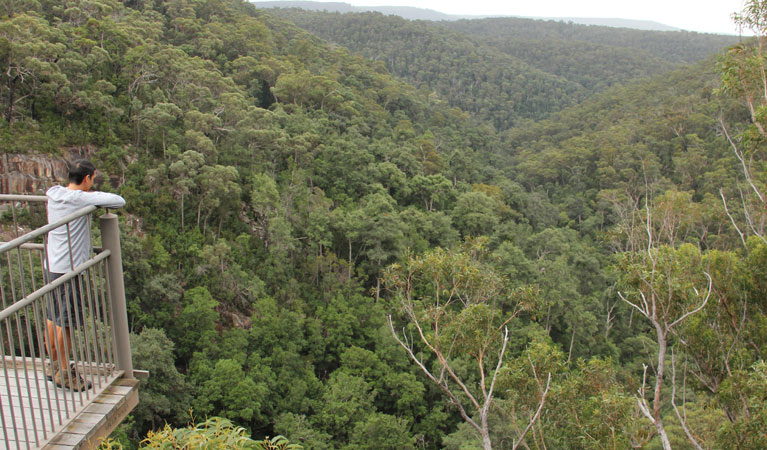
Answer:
[{"xmin": 2, "ymin": 0, "xmax": 766, "ymax": 448}]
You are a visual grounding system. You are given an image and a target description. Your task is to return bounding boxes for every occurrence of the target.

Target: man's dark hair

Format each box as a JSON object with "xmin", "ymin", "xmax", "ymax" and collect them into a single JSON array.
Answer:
[{"xmin": 68, "ymin": 159, "xmax": 96, "ymax": 185}]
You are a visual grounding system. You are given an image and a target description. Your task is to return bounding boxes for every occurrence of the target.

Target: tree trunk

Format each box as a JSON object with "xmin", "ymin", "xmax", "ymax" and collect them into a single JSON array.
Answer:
[
  {"xmin": 544, "ymin": 305, "xmax": 552, "ymax": 332},
  {"xmin": 348, "ymin": 239, "xmax": 352, "ymax": 282},
  {"xmin": 568, "ymin": 324, "xmax": 576, "ymax": 363},
  {"xmin": 6, "ymin": 75, "xmax": 16, "ymax": 124},
  {"xmin": 480, "ymin": 408, "xmax": 493, "ymax": 450},
  {"xmin": 655, "ymin": 420, "xmax": 672, "ymax": 450},
  {"xmin": 197, "ymin": 198, "xmax": 203, "ymax": 229},
  {"xmin": 654, "ymin": 328, "xmax": 667, "ymax": 419},
  {"xmin": 654, "ymin": 326, "xmax": 672, "ymax": 450},
  {"xmin": 481, "ymin": 429, "xmax": 492, "ymax": 450}
]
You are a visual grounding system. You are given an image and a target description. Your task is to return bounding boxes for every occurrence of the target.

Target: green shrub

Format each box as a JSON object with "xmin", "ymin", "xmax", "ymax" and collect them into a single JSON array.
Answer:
[{"xmin": 100, "ymin": 417, "xmax": 301, "ymax": 450}]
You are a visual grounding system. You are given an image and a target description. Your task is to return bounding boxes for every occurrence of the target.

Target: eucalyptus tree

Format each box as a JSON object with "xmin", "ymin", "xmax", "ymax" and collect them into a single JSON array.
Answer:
[
  {"xmin": 614, "ymin": 191, "xmax": 713, "ymax": 450},
  {"xmin": 717, "ymin": 0, "xmax": 767, "ymax": 246},
  {"xmin": 0, "ymin": 13, "xmax": 68, "ymax": 124},
  {"xmin": 384, "ymin": 238, "xmax": 550, "ymax": 450},
  {"xmin": 708, "ymin": 4, "xmax": 767, "ymax": 445}
]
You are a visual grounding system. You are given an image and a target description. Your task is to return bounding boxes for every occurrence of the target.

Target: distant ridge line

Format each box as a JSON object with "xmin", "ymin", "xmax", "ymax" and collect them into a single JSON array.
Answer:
[{"xmin": 251, "ymin": 1, "xmax": 682, "ymax": 32}]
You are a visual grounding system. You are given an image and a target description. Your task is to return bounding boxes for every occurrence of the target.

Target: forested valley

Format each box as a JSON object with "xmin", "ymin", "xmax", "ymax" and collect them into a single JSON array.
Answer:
[{"xmin": 1, "ymin": 0, "xmax": 766, "ymax": 448}]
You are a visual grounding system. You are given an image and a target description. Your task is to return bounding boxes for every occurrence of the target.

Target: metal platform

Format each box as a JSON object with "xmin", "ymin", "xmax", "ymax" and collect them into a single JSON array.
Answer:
[
  {"xmin": 1, "ymin": 195, "xmax": 138, "ymax": 450},
  {"xmin": 0, "ymin": 359, "xmax": 138, "ymax": 450}
]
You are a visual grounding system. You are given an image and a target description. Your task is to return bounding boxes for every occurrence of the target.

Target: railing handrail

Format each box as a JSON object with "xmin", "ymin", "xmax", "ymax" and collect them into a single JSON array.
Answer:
[
  {"xmin": 0, "ymin": 194, "xmax": 48, "ymax": 202},
  {"xmin": 0, "ymin": 243, "xmax": 104, "ymax": 252},
  {"xmin": 0, "ymin": 204, "xmax": 97, "ymax": 254},
  {"xmin": 0, "ymin": 194, "xmax": 136, "ymax": 448},
  {"xmin": 0, "ymin": 250, "xmax": 111, "ymax": 321}
]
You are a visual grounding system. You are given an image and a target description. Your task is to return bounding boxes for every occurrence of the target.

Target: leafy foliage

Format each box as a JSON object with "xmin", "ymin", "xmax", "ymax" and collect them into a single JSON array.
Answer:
[
  {"xmin": 4, "ymin": 0, "xmax": 767, "ymax": 448},
  {"xmin": 100, "ymin": 417, "xmax": 301, "ymax": 449}
]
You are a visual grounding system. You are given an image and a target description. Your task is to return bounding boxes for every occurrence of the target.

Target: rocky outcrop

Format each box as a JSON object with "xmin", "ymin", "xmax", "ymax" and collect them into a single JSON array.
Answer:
[{"xmin": 1, "ymin": 154, "xmax": 69, "ymax": 195}]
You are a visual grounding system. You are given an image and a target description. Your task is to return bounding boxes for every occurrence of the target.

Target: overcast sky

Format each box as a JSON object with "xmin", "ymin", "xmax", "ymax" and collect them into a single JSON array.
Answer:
[{"xmin": 346, "ymin": 0, "xmax": 747, "ymax": 35}]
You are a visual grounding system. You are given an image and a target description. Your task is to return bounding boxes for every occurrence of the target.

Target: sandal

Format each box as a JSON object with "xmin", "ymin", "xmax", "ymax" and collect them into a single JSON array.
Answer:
[{"xmin": 54, "ymin": 363, "xmax": 92, "ymax": 391}]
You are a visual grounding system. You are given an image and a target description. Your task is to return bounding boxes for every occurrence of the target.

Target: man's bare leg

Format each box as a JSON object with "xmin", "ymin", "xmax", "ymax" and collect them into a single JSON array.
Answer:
[{"xmin": 45, "ymin": 319, "xmax": 72, "ymax": 375}]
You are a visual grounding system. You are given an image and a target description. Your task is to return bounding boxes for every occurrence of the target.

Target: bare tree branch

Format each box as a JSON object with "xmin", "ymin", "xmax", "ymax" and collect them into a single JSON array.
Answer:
[
  {"xmin": 721, "ymin": 117, "xmax": 766, "ymax": 204},
  {"xmin": 636, "ymin": 364, "xmax": 655, "ymax": 423},
  {"xmin": 617, "ymin": 291, "xmax": 650, "ymax": 320},
  {"xmin": 483, "ymin": 327, "xmax": 509, "ymax": 412},
  {"xmin": 669, "ymin": 272, "xmax": 713, "ymax": 330},
  {"xmin": 671, "ymin": 348, "xmax": 705, "ymax": 450},
  {"xmin": 512, "ymin": 373, "xmax": 552, "ymax": 450},
  {"xmin": 720, "ymin": 188, "xmax": 748, "ymax": 248},
  {"xmin": 388, "ymin": 315, "xmax": 483, "ymax": 434}
]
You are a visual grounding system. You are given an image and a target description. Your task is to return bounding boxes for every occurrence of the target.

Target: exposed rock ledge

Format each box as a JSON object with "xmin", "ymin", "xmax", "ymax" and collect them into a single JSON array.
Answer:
[{"xmin": 1, "ymin": 154, "xmax": 69, "ymax": 195}]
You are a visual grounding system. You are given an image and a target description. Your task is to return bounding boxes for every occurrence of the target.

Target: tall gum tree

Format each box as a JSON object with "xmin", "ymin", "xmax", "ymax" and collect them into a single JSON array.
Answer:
[
  {"xmin": 614, "ymin": 192, "xmax": 712, "ymax": 450},
  {"xmin": 703, "ymin": 3, "xmax": 767, "ymax": 445},
  {"xmin": 383, "ymin": 238, "xmax": 550, "ymax": 450},
  {"xmin": 718, "ymin": 0, "xmax": 767, "ymax": 246}
]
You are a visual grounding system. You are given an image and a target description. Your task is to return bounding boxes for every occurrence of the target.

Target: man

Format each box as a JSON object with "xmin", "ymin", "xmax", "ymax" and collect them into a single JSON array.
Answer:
[{"xmin": 45, "ymin": 159, "xmax": 125, "ymax": 391}]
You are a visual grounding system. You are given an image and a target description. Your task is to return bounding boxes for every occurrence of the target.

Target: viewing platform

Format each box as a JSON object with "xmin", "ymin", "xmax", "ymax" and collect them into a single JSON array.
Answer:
[{"xmin": 0, "ymin": 195, "xmax": 138, "ymax": 449}]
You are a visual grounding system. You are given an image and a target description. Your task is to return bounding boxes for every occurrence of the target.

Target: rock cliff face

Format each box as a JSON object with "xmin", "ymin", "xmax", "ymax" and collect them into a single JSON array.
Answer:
[{"xmin": 0, "ymin": 154, "xmax": 68, "ymax": 195}]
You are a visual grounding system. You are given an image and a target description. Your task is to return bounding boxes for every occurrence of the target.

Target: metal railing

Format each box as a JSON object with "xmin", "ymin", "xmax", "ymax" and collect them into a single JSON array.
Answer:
[{"xmin": 0, "ymin": 194, "xmax": 133, "ymax": 450}]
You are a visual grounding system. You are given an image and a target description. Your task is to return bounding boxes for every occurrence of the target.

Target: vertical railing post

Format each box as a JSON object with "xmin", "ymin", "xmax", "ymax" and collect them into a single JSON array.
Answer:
[{"xmin": 99, "ymin": 213, "xmax": 133, "ymax": 379}]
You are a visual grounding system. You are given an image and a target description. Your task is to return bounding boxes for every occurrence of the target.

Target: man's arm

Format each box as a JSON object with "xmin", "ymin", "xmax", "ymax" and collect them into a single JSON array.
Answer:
[{"xmin": 82, "ymin": 191, "xmax": 126, "ymax": 209}]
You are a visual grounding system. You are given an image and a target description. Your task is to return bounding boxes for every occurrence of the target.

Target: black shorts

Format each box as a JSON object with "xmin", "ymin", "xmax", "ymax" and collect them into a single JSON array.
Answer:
[{"xmin": 46, "ymin": 272, "xmax": 86, "ymax": 329}]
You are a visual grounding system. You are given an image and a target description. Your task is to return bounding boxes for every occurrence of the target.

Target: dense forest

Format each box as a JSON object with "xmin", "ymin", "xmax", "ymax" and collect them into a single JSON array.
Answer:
[
  {"xmin": 1, "ymin": 0, "xmax": 766, "ymax": 449},
  {"xmin": 263, "ymin": 9, "xmax": 737, "ymax": 129}
]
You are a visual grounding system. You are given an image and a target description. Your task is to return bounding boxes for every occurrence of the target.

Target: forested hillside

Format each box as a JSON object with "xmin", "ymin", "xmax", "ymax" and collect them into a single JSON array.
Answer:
[
  {"xmin": 257, "ymin": 9, "xmax": 589, "ymax": 128},
  {"xmin": 255, "ymin": 2, "xmax": 682, "ymax": 30},
  {"xmin": 444, "ymin": 19, "xmax": 737, "ymax": 93},
  {"xmin": 443, "ymin": 17, "xmax": 737, "ymax": 64},
  {"xmin": 2, "ymin": 0, "xmax": 767, "ymax": 449},
  {"xmin": 264, "ymin": 9, "xmax": 737, "ymax": 128}
]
